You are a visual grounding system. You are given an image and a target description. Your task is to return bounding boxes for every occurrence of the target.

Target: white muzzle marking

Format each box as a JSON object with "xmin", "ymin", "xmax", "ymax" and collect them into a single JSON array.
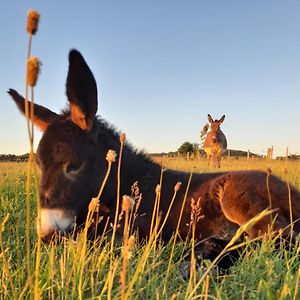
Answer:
[{"xmin": 37, "ymin": 208, "xmax": 76, "ymax": 238}]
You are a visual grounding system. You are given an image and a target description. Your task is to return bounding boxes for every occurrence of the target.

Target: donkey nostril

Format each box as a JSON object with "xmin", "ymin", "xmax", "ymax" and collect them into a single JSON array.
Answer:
[
  {"xmin": 44, "ymin": 197, "xmax": 50, "ymax": 206},
  {"xmin": 41, "ymin": 191, "xmax": 51, "ymax": 206}
]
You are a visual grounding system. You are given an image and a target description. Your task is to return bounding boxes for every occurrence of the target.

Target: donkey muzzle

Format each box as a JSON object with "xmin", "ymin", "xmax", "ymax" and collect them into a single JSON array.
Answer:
[{"xmin": 37, "ymin": 208, "xmax": 76, "ymax": 243}]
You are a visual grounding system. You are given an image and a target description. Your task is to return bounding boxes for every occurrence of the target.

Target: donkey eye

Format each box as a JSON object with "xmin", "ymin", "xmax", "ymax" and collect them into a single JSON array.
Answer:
[{"xmin": 66, "ymin": 163, "xmax": 81, "ymax": 173}]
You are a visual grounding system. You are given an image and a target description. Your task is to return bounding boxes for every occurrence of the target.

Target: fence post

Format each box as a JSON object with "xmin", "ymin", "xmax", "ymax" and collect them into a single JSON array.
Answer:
[{"xmin": 271, "ymin": 145, "xmax": 274, "ymax": 159}]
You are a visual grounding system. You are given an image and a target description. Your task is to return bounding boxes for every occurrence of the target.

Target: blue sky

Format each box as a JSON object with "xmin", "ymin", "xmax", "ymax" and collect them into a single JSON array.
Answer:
[{"xmin": 1, "ymin": 1, "xmax": 300, "ymax": 157}]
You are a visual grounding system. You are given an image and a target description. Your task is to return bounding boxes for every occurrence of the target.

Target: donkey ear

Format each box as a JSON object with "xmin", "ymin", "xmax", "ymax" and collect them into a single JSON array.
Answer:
[
  {"xmin": 207, "ymin": 114, "xmax": 214, "ymax": 123},
  {"xmin": 66, "ymin": 49, "xmax": 98, "ymax": 131},
  {"xmin": 8, "ymin": 89, "xmax": 58, "ymax": 131},
  {"xmin": 218, "ymin": 115, "xmax": 225, "ymax": 124}
]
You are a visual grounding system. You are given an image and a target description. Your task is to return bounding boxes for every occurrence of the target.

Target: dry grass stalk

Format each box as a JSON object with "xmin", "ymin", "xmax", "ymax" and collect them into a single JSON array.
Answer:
[
  {"xmin": 149, "ymin": 184, "xmax": 161, "ymax": 236},
  {"xmin": 284, "ymin": 168, "xmax": 294, "ymax": 240},
  {"xmin": 120, "ymin": 195, "xmax": 134, "ymax": 299},
  {"xmin": 86, "ymin": 149, "xmax": 116, "ymax": 239},
  {"xmin": 96, "ymin": 149, "xmax": 116, "ymax": 201},
  {"xmin": 190, "ymin": 198, "xmax": 202, "ymax": 227},
  {"xmin": 110, "ymin": 134, "xmax": 125, "ymax": 253},
  {"xmin": 266, "ymin": 167, "xmax": 273, "ymax": 226},
  {"xmin": 155, "ymin": 182, "xmax": 181, "ymax": 238},
  {"xmin": 130, "ymin": 181, "xmax": 143, "ymax": 231},
  {"xmin": 23, "ymin": 10, "xmax": 42, "ymax": 296},
  {"xmin": 187, "ymin": 197, "xmax": 203, "ymax": 292},
  {"xmin": 155, "ymin": 168, "xmax": 166, "ymax": 232},
  {"xmin": 163, "ymin": 173, "xmax": 193, "ymax": 296}
]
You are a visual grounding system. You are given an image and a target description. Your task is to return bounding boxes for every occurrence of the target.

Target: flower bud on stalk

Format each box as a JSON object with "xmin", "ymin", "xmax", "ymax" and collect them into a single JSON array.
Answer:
[
  {"xmin": 27, "ymin": 10, "xmax": 40, "ymax": 35},
  {"xmin": 27, "ymin": 57, "xmax": 41, "ymax": 87}
]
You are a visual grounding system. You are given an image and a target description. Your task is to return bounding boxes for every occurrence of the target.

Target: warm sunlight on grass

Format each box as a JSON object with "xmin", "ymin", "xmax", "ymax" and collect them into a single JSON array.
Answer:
[{"xmin": 1, "ymin": 158, "xmax": 300, "ymax": 299}]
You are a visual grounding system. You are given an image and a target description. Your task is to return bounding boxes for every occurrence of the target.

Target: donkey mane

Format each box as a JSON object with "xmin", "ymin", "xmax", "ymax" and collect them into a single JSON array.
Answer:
[{"xmin": 93, "ymin": 116, "xmax": 158, "ymax": 171}]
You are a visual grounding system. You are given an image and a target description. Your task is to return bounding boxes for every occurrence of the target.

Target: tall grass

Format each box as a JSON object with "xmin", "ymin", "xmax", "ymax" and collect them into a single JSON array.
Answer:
[{"xmin": 1, "ymin": 159, "xmax": 300, "ymax": 299}]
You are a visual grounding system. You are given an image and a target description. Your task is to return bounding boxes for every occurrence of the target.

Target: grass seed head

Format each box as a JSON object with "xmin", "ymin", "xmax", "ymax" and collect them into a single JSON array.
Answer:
[
  {"xmin": 88, "ymin": 197, "xmax": 99, "ymax": 212},
  {"xmin": 128, "ymin": 235, "xmax": 136, "ymax": 249},
  {"xmin": 106, "ymin": 149, "xmax": 117, "ymax": 163},
  {"xmin": 120, "ymin": 132, "xmax": 126, "ymax": 143},
  {"xmin": 155, "ymin": 184, "xmax": 161, "ymax": 195},
  {"xmin": 122, "ymin": 195, "xmax": 135, "ymax": 212},
  {"xmin": 27, "ymin": 10, "xmax": 40, "ymax": 35},
  {"xmin": 27, "ymin": 56, "xmax": 41, "ymax": 87},
  {"xmin": 174, "ymin": 182, "xmax": 182, "ymax": 192}
]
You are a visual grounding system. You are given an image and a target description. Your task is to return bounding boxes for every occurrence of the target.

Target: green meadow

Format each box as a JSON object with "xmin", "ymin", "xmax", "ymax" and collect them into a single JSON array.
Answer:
[{"xmin": 0, "ymin": 158, "xmax": 300, "ymax": 299}]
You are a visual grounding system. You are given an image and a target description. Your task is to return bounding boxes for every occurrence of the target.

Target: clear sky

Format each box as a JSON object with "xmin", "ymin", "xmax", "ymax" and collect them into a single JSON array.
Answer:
[{"xmin": 1, "ymin": 1, "xmax": 300, "ymax": 157}]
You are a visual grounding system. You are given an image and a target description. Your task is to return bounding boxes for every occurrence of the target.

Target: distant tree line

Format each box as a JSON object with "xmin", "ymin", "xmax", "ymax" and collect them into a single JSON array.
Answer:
[
  {"xmin": 176, "ymin": 142, "xmax": 263, "ymax": 159},
  {"xmin": 0, "ymin": 153, "xmax": 30, "ymax": 162},
  {"xmin": 276, "ymin": 154, "xmax": 300, "ymax": 161},
  {"xmin": 150, "ymin": 142, "xmax": 265, "ymax": 159}
]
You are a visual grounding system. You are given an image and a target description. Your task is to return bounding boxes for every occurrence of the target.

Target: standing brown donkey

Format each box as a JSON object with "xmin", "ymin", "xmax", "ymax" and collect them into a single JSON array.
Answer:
[
  {"xmin": 203, "ymin": 114, "xmax": 227, "ymax": 168},
  {"xmin": 8, "ymin": 50, "xmax": 300, "ymax": 268}
]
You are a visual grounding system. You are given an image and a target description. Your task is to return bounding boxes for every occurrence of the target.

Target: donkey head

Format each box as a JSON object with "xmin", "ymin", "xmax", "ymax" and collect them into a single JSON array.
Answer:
[
  {"xmin": 8, "ymin": 50, "xmax": 105, "ymax": 242},
  {"xmin": 207, "ymin": 114, "xmax": 225, "ymax": 143},
  {"xmin": 208, "ymin": 114, "xmax": 225, "ymax": 133}
]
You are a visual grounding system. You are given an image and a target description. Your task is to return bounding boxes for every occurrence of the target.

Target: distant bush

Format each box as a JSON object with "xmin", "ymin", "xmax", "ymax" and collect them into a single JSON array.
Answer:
[{"xmin": 0, "ymin": 153, "xmax": 30, "ymax": 162}]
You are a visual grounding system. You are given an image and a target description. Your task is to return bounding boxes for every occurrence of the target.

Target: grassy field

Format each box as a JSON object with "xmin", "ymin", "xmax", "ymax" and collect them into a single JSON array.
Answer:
[{"xmin": 0, "ymin": 158, "xmax": 300, "ymax": 299}]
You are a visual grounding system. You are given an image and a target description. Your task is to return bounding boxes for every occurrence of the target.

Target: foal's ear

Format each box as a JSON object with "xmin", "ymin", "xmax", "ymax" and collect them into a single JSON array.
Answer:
[
  {"xmin": 8, "ymin": 89, "xmax": 58, "ymax": 131},
  {"xmin": 218, "ymin": 115, "xmax": 225, "ymax": 124},
  {"xmin": 207, "ymin": 114, "xmax": 214, "ymax": 123},
  {"xmin": 66, "ymin": 49, "xmax": 98, "ymax": 131}
]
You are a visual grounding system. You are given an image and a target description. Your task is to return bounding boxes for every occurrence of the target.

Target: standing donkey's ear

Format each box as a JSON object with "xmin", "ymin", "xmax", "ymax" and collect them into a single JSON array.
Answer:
[
  {"xmin": 7, "ymin": 89, "xmax": 58, "ymax": 131},
  {"xmin": 66, "ymin": 49, "xmax": 98, "ymax": 131},
  {"xmin": 208, "ymin": 114, "xmax": 214, "ymax": 123},
  {"xmin": 218, "ymin": 115, "xmax": 225, "ymax": 124}
]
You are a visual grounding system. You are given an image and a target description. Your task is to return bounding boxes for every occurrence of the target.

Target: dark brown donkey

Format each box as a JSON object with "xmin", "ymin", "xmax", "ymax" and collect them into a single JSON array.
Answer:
[
  {"xmin": 8, "ymin": 50, "xmax": 300, "ymax": 266},
  {"xmin": 203, "ymin": 114, "xmax": 227, "ymax": 168}
]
